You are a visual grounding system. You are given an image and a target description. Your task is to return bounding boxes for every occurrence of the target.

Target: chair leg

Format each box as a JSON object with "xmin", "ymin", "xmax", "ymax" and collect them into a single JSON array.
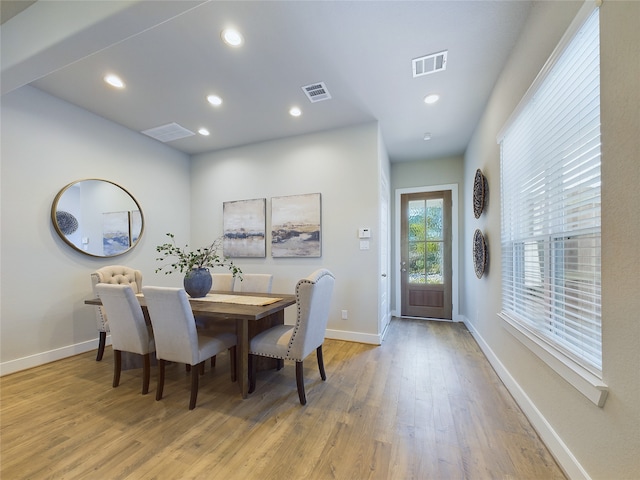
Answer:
[
  {"xmin": 316, "ymin": 345, "xmax": 327, "ymax": 381},
  {"xmin": 199, "ymin": 362, "xmax": 205, "ymax": 375},
  {"xmin": 211, "ymin": 355, "xmax": 216, "ymax": 367},
  {"xmin": 248, "ymin": 354, "xmax": 257, "ymax": 393},
  {"xmin": 295, "ymin": 361, "xmax": 307, "ymax": 405},
  {"xmin": 96, "ymin": 331, "xmax": 107, "ymax": 361},
  {"xmin": 156, "ymin": 359, "xmax": 166, "ymax": 401},
  {"xmin": 142, "ymin": 353, "xmax": 151, "ymax": 395},
  {"xmin": 229, "ymin": 346, "xmax": 237, "ymax": 382},
  {"xmin": 112, "ymin": 350, "xmax": 122, "ymax": 387},
  {"xmin": 189, "ymin": 362, "xmax": 201, "ymax": 410}
]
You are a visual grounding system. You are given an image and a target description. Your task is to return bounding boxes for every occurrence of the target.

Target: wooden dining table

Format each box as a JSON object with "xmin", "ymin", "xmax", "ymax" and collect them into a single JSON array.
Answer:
[{"xmin": 85, "ymin": 291, "xmax": 296, "ymax": 398}]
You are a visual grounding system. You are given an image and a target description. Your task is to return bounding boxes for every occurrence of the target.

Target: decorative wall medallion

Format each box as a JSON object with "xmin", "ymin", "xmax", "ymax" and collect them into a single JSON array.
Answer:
[
  {"xmin": 473, "ymin": 169, "xmax": 487, "ymax": 219},
  {"xmin": 55, "ymin": 210, "xmax": 79, "ymax": 235},
  {"xmin": 473, "ymin": 229, "xmax": 488, "ymax": 278}
]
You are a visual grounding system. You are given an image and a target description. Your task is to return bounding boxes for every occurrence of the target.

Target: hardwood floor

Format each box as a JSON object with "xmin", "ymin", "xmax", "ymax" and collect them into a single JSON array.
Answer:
[{"xmin": 1, "ymin": 318, "xmax": 565, "ymax": 479}]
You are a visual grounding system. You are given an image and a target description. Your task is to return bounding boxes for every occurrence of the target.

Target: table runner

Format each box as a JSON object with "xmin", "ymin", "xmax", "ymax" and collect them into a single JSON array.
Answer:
[
  {"xmin": 137, "ymin": 293, "xmax": 282, "ymax": 306},
  {"xmin": 196, "ymin": 294, "xmax": 283, "ymax": 306}
]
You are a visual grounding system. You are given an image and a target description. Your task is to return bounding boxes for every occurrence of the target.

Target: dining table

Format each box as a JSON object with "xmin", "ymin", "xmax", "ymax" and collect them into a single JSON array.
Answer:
[{"xmin": 85, "ymin": 290, "xmax": 296, "ymax": 398}]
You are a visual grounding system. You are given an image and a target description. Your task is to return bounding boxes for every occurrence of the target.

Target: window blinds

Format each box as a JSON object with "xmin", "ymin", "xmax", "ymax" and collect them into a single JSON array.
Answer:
[{"xmin": 499, "ymin": 9, "xmax": 602, "ymax": 373}]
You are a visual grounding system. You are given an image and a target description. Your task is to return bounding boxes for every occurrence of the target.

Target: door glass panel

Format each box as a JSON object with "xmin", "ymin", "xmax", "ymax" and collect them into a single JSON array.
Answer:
[
  {"xmin": 408, "ymin": 200, "xmax": 426, "ymax": 241},
  {"xmin": 426, "ymin": 241, "xmax": 444, "ymax": 284},
  {"xmin": 408, "ymin": 198, "xmax": 444, "ymax": 285},
  {"xmin": 425, "ymin": 199, "xmax": 443, "ymax": 240},
  {"xmin": 409, "ymin": 241, "xmax": 426, "ymax": 283}
]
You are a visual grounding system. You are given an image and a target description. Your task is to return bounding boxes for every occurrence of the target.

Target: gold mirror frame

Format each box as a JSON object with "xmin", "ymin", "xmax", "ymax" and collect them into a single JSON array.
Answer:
[{"xmin": 51, "ymin": 179, "xmax": 144, "ymax": 258}]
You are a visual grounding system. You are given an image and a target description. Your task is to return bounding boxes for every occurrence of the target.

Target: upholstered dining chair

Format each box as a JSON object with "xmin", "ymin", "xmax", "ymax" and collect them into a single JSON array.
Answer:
[
  {"xmin": 95, "ymin": 284, "xmax": 155, "ymax": 394},
  {"xmin": 211, "ymin": 273, "xmax": 235, "ymax": 292},
  {"xmin": 248, "ymin": 269, "xmax": 335, "ymax": 405},
  {"xmin": 234, "ymin": 273, "xmax": 273, "ymax": 293},
  {"xmin": 205, "ymin": 273, "xmax": 274, "ymax": 368},
  {"xmin": 142, "ymin": 286, "xmax": 237, "ymax": 410},
  {"xmin": 91, "ymin": 265, "xmax": 143, "ymax": 361}
]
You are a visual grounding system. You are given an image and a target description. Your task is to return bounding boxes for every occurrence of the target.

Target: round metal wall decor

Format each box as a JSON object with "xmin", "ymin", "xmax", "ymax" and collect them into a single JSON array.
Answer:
[
  {"xmin": 55, "ymin": 210, "xmax": 79, "ymax": 235},
  {"xmin": 473, "ymin": 169, "xmax": 487, "ymax": 219},
  {"xmin": 473, "ymin": 229, "xmax": 488, "ymax": 278}
]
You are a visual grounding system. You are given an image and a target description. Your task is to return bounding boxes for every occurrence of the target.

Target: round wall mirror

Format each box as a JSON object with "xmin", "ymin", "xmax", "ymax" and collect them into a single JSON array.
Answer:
[{"xmin": 51, "ymin": 179, "xmax": 144, "ymax": 257}]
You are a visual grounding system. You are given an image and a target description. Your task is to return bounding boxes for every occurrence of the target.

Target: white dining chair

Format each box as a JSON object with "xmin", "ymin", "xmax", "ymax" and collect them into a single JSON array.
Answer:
[
  {"xmin": 142, "ymin": 286, "xmax": 237, "ymax": 410},
  {"xmin": 90, "ymin": 265, "xmax": 143, "ymax": 361},
  {"xmin": 95, "ymin": 283, "xmax": 155, "ymax": 394},
  {"xmin": 234, "ymin": 273, "xmax": 273, "ymax": 293},
  {"xmin": 211, "ymin": 273, "xmax": 235, "ymax": 292},
  {"xmin": 248, "ymin": 269, "xmax": 335, "ymax": 405},
  {"xmin": 203, "ymin": 273, "xmax": 274, "ymax": 368}
]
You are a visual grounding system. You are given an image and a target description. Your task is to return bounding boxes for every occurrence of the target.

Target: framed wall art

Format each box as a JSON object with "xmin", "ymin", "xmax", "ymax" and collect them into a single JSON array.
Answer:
[
  {"xmin": 102, "ymin": 211, "xmax": 130, "ymax": 256},
  {"xmin": 271, "ymin": 193, "xmax": 321, "ymax": 257},
  {"xmin": 223, "ymin": 198, "xmax": 266, "ymax": 257}
]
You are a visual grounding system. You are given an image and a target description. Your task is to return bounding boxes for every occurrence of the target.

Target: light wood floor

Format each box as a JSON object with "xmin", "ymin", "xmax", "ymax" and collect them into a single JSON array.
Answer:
[{"xmin": 1, "ymin": 318, "xmax": 565, "ymax": 479}]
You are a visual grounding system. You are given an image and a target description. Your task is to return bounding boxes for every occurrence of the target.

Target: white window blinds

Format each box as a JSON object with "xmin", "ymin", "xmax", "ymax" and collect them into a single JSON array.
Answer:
[{"xmin": 499, "ymin": 9, "xmax": 602, "ymax": 373}]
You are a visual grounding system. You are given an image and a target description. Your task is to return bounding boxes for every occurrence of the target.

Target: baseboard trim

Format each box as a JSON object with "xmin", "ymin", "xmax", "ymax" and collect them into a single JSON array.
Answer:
[
  {"xmin": 0, "ymin": 336, "xmax": 110, "ymax": 377},
  {"xmin": 0, "ymin": 328, "xmax": 377, "ymax": 376},
  {"xmin": 461, "ymin": 316, "xmax": 591, "ymax": 480},
  {"xmin": 325, "ymin": 328, "xmax": 381, "ymax": 345}
]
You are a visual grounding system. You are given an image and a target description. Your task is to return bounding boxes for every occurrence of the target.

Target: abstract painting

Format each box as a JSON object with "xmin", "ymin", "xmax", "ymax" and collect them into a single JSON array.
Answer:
[
  {"xmin": 271, "ymin": 193, "xmax": 321, "ymax": 257},
  {"xmin": 223, "ymin": 198, "xmax": 266, "ymax": 257},
  {"xmin": 103, "ymin": 211, "xmax": 130, "ymax": 255}
]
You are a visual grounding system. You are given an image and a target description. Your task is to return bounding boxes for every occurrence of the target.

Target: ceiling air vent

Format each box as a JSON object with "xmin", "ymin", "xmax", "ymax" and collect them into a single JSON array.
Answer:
[
  {"xmin": 141, "ymin": 122, "xmax": 195, "ymax": 143},
  {"xmin": 412, "ymin": 50, "xmax": 448, "ymax": 78},
  {"xmin": 302, "ymin": 82, "xmax": 331, "ymax": 103}
]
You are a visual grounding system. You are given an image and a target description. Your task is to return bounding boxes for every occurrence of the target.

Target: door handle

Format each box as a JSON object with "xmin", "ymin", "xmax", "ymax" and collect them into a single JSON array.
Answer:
[{"xmin": 381, "ymin": 273, "xmax": 387, "ymax": 277}]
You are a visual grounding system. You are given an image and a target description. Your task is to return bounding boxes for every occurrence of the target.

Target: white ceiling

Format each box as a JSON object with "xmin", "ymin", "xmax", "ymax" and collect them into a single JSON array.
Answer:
[{"xmin": 1, "ymin": 1, "xmax": 532, "ymax": 163}]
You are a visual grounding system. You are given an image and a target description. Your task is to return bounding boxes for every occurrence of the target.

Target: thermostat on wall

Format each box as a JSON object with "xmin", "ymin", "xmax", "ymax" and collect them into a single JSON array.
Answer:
[{"xmin": 358, "ymin": 228, "xmax": 371, "ymax": 238}]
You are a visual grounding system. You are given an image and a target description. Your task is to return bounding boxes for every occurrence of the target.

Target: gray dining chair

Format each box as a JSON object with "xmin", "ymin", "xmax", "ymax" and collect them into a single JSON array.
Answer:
[
  {"xmin": 90, "ymin": 265, "xmax": 143, "ymax": 361},
  {"xmin": 248, "ymin": 269, "xmax": 335, "ymax": 405},
  {"xmin": 94, "ymin": 283, "xmax": 155, "ymax": 394},
  {"xmin": 142, "ymin": 286, "xmax": 237, "ymax": 410},
  {"xmin": 234, "ymin": 273, "xmax": 273, "ymax": 293}
]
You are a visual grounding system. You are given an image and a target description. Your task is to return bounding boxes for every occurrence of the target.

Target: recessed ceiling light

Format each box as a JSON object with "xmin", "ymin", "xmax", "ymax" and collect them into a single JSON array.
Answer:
[
  {"xmin": 423, "ymin": 133, "xmax": 432, "ymax": 141},
  {"xmin": 424, "ymin": 94, "xmax": 440, "ymax": 105},
  {"xmin": 289, "ymin": 107, "xmax": 302, "ymax": 117},
  {"xmin": 221, "ymin": 28, "xmax": 243, "ymax": 47},
  {"xmin": 198, "ymin": 128, "xmax": 210, "ymax": 136},
  {"xmin": 207, "ymin": 95, "xmax": 222, "ymax": 106},
  {"xmin": 104, "ymin": 74, "xmax": 125, "ymax": 88}
]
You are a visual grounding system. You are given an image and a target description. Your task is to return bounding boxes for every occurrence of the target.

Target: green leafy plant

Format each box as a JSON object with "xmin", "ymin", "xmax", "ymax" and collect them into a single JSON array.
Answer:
[{"xmin": 155, "ymin": 233, "xmax": 242, "ymax": 277}]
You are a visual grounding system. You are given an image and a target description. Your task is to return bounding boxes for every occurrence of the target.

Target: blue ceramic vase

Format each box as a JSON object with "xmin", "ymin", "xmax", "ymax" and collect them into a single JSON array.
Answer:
[{"xmin": 183, "ymin": 268, "xmax": 212, "ymax": 298}]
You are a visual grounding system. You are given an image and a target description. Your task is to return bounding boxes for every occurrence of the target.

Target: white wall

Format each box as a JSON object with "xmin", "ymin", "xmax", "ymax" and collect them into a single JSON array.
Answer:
[
  {"xmin": 462, "ymin": 1, "xmax": 640, "ymax": 478},
  {"xmin": 0, "ymin": 86, "xmax": 192, "ymax": 373},
  {"xmin": 190, "ymin": 123, "xmax": 384, "ymax": 342}
]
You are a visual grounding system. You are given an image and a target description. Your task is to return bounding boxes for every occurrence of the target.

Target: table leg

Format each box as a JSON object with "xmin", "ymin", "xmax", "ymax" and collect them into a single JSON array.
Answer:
[{"xmin": 237, "ymin": 318, "xmax": 249, "ymax": 398}]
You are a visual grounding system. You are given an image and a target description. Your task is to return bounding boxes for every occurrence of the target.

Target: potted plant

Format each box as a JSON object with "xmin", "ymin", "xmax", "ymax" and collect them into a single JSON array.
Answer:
[{"xmin": 155, "ymin": 233, "xmax": 241, "ymax": 297}]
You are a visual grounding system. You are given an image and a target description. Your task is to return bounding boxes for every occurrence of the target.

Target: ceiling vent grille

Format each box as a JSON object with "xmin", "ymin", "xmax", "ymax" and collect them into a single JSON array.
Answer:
[
  {"xmin": 412, "ymin": 50, "xmax": 448, "ymax": 78},
  {"xmin": 141, "ymin": 122, "xmax": 195, "ymax": 142},
  {"xmin": 302, "ymin": 82, "xmax": 331, "ymax": 103}
]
